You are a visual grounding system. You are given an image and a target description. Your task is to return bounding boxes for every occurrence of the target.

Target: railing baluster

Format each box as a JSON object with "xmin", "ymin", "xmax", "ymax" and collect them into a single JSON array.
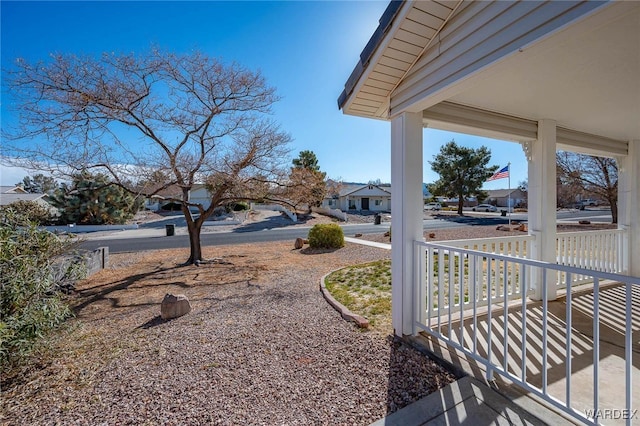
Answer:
[
  {"xmin": 521, "ymin": 263, "xmax": 527, "ymax": 383},
  {"xmin": 565, "ymin": 272, "xmax": 573, "ymax": 408},
  {"xmin": 593, "ymin": 277, "xmax": 600, "ymax": 420},
  {"xmin": 503, "ymin": 259, "xmax": 509, "ymax": 373},
  {"xmin": 448, "ymin": 250, "xmax": 454, "ymax": 340},
  {"xmin": 459, "ymin": 250, "xmax": 465, "ymax": 346},
  {"xmin": 510, "ymin": 241, "xmax": 516, "ymax": 296},
  {"xmin": 542, "ymin": 267, "xmax": 548, "ymax": 395},
  {"xmin": 438, "ymin": 249, "xmax": 444, "ymax": 333},
  {"xmin": 487, "ymin": 257, "xmax": 493, "ymax": 381},
  {"xmin": 427, "ymin": 247, "xmax": 433, "ymax": 328},
  {"xmin": 625, "ymin": 281, "xmax": 633, "ymax": 426},
  {"xmin": 417, "ymin": 245, "xmax": 426, "ymax": 327},
  {"xmin": 472, "ymin": 255, "xmax": 478, "ymax": 354}
]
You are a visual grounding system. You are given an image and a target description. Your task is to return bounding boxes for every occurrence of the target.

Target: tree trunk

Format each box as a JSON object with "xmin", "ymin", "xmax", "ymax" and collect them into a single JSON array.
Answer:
[
  {"xmin": 611, "ymin": 199, "xmax": 618, "ymax": 224},
  {"xmin": 182, "ymin": 199, "xmax": 205, "ymax": 265},
  {"xmin": 185, "ymin": 219, "xmax": 204, "ymax": 264},
  {"xmin": 457, "ymin": 198, "xmax": 464, "ymax": 216}
]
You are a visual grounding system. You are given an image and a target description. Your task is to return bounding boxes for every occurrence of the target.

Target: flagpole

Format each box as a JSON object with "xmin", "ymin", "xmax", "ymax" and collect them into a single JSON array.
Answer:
[{"xmin": 507, "ymin": 162, "xmax": 511, "ymax": 227}]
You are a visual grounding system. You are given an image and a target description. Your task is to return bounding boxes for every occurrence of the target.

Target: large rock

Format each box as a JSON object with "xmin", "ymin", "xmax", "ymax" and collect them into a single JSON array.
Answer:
[
  {"xmin": 160, "ymin": 293, "xmax": 191, "ymax": 320},
  {"xmin": 294, "ymin": 237, "xmax": 309, "ymax": 249}
]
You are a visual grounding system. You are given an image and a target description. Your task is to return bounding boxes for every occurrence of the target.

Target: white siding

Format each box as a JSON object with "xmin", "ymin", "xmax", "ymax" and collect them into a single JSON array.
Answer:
[{"xmin": 391, "ymin": 0, "xmax": 605, "ymax": 114}]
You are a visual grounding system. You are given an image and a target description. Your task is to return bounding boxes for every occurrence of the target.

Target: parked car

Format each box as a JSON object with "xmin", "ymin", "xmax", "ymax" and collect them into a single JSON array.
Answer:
[
  {"xmin": 472, "ymin": 204, "xmax": 497, "ymax": 212},
  {"xmin": 424, "ymin": 202, "xmax": 442, "ymax": 211},
  {"xmin": 580, "ymin": 199, "xmax": 599, "ymax": 206}
]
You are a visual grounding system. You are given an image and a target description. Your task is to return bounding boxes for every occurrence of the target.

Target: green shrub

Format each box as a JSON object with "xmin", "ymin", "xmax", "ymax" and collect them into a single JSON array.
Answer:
[
  {"xmin": 0, "ymin": 200, "xmax": 53, "ymax": 225},
  {"xmin": 308, "ymin": 223, "xmax": 345, "ymax": 249},
  {"xmin": 0, "ymin": 210, "xmax": 85, "ymax": 366}
]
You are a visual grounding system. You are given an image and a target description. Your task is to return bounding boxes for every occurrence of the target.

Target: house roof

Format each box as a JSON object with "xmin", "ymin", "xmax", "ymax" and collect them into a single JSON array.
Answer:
[
  {"xmin": 337, "ymin": 0, "xmax": 459, "ymax": 119},
  {"xmin": 486, "ymin": 189, "xmax": 524, "ymax": 198},
  {"xmin": 0, "ymin": 185, "xmax": 28, "ymax": 194},
  {"xmin": 0, "ymin": 193, "xmax": 49, "ymax": 206},
  {"xmin": 143, "ymin": 184, "xmax": 207, "ymax": 199},
  {"xmin": 338, "ymin": 1, "xmax": 639, "ymax": 154},
  {"xmin": 341, "ymin": 184, "xmax": 391, "ymax": 197}
]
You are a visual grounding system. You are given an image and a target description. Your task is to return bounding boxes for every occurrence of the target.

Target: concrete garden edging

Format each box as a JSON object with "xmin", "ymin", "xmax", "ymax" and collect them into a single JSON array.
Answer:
[{"xmin": 319, "ymin": 271, "xmax": 369, "ymax": 328}]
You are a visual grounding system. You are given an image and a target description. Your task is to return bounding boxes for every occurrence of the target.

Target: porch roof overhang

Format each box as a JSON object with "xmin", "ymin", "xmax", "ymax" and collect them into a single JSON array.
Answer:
[{"xmin": 338, "ymin": 0, "xmax": 640, "ymax": 156}]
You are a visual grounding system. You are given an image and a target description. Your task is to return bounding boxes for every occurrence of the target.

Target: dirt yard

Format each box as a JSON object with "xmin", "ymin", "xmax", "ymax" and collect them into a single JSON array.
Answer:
[{"xmin": 1, "ymin": 241, "xmax": 455, "ymax": 426}]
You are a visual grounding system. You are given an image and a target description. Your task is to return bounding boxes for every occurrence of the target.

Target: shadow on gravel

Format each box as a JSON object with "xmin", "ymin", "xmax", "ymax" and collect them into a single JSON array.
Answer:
[
  {"xmin": 73, "ymin": 264, "xmax": 189, "ymax": 315},
  {"xmin": 298, "ymin": 247, "xmax": 341, "ymax": 255},
  {"xmin": 137, "ymin": 315, "xmax": 165, "ymax": 329}
]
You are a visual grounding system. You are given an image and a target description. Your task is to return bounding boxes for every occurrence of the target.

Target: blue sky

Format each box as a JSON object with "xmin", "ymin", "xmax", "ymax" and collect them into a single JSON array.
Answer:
[{"xmin": 0, "ymin": 1, "xmax": 526, "ymax": 189}]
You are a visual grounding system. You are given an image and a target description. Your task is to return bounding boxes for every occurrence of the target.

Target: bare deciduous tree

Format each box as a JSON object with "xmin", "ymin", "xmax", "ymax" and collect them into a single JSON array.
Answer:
[
  {"xmin": 556, "ymin": 151, "xmax": 618, "ymax": 223},
  {"xmin": 2, "ymin": 49, "xmax": 292, "ymax": 264}
]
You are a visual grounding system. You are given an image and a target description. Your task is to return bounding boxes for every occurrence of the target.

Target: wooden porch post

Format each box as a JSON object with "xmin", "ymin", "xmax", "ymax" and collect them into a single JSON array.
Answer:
[
  {"xmin": 391, "ymin": 111, "xmax": 423, "ymax": 336},
  {"xmin": 528, "ymin": 119, "xmax": 557, "ymax": 301},
  {"xmin": 618, "ymin": 139, "xmax": 640, "ymax": 276}
]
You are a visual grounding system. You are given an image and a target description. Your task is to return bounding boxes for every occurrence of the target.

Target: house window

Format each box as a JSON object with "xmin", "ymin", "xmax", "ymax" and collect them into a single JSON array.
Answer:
[
  {"xmin": 349, "ymin": 200, "xmax": 356, "ymax": 209},
  {"xmin": 375, "ymin": 199, "xmax": 380, "ymax": 206}
]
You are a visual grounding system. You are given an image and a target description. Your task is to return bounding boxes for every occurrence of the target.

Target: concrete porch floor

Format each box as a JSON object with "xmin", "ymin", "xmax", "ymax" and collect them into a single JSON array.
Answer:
[{"xmin": 409, "ymin": 282, "xmax": 640, "ymax": 425}]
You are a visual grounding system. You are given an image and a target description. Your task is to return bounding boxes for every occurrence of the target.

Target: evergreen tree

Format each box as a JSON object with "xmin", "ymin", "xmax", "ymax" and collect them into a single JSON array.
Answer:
[
  {"xmin": 428, "ymin": 140, "xmax": 498, "ymax": 215},
  {"xmin": 292, "ymin": 150, "xmax": 320, "ymax": 172},
  {"xmin": 18, "ymin": 174, "xmax": 58, "ymax": 194},
  {"xmin": 49, "ymin": 172, "xmax": 141, "ymax": 225},
  {"xmin": 290, "ymin": 150, "xmax": 326, "ymax": 210}
]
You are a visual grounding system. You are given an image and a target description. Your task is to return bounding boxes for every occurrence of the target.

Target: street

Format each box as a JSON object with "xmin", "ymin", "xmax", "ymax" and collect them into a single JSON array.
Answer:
[{"xmin": 78, "ymin": 207, "xmax": 612, "ymax": 253}]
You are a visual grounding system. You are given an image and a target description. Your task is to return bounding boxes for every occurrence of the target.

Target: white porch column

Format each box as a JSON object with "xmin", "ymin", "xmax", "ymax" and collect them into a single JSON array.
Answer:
[
  {"xmin": 391, "ymin": 111, "xmax": 423, "ymax": 336},
  {"xmin": 618, "ymin": 140, "xmax": 640, "ymax": 276},
  {"xmin": 528, "ymin": 119, "xmax": 557, "ymax": 301}
]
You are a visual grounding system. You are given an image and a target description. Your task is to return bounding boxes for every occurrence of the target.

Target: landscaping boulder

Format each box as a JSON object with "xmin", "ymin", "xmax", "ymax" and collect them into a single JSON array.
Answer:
[
  {"xmin": 161, "ymin": 293, "xmax": 191, "ymax": 320},
  {"xmin": 294, "ymin": 237, "xmax": 309, "ymax": 249}
]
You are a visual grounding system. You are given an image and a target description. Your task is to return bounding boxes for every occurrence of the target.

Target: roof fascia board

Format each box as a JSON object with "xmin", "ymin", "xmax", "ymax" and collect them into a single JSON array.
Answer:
[{"xmin": 338, "ymin": 1, "xmax": 411, "ymax": 114}]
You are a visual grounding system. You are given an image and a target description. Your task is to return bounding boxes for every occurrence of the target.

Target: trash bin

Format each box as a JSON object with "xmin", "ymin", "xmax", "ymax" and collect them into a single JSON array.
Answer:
[
  {"xmin": 374, "ymin": 213, "xmax": 381, "ymax": 225},
  {"xmin": 501, "ymin": 210, "xmax": 507, "ymax": 217},
  {"xmin": 165, "ymin": 224, "xmax": 175, "ymax": 236}
]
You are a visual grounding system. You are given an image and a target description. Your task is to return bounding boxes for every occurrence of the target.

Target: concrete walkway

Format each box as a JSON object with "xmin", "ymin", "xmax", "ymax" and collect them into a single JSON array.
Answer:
[
  {"xmin": 344, "ymin": 236, "xmax": 391, "ymax": 250},
  {"xmin": 369, "ymin": 376, "xmax": 568, "ymax": 426}
]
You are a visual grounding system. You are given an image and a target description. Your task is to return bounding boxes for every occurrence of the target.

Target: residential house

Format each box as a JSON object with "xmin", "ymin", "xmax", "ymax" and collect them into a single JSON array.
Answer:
[
  {"xmin": 144, "ymin": 184, "xmax": 211, "ymax": 211},
  {"xmin": 484, "ymin": 188, "xmax": 527, "ymax": 208},
  {"xmin": 338, "ymin": 1, "xmax": 639, "ymax": 423},
  {"xmin": 0, "ymin": 185, "xmax": 54, "ymax": 213},
  {"xmin": 323, "ymin": 183, "xmax": 391, "ymax": 212}
]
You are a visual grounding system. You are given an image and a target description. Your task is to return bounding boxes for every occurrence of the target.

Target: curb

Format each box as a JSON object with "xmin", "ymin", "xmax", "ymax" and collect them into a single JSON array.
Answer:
[{"xmin": 319, "ymin": 271, "xmax": 369, "ymax": 328}]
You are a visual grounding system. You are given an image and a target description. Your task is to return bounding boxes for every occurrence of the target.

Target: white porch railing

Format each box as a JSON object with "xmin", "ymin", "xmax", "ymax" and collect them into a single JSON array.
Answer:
[
  {"xmin": 556, "ymin": 229, "xmax": 625, "ymax": 288},
  {"xmin": 414, "ymin": 240, "xmax": 640, "ymax": 426},
  {"xmin": 422, "ymin": 235, "xmax": 535, "ymax": 318}
]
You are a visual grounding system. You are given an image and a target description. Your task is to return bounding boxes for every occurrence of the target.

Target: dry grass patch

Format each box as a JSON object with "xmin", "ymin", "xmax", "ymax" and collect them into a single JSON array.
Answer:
[{"xmin": 324, "ymin": 259, "xmax": 392, "ymax": 333}]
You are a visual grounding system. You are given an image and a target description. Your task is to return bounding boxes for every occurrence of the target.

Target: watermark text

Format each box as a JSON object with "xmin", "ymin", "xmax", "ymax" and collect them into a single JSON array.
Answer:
[{"xmin": 585, "ymin": 409, "xmax": 639, "ymax": 420}]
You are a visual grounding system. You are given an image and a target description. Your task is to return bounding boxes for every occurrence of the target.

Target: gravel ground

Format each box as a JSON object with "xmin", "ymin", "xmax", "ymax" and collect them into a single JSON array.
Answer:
[{"xmin": 1, "ymin": 242, "xmax": 455, "ymax": 426}]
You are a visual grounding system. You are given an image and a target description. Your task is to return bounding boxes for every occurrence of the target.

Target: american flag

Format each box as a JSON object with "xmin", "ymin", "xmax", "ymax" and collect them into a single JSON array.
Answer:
[{"xmin": 487, "ymin": 165, "xmax": 509, "ymax": 181}]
